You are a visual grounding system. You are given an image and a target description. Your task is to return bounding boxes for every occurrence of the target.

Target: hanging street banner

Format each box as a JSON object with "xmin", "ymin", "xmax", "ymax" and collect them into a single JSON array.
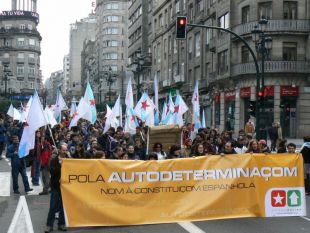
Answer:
[{"xmin": 61, "ymin": 154, "xmax": 307, "ymax": 227}]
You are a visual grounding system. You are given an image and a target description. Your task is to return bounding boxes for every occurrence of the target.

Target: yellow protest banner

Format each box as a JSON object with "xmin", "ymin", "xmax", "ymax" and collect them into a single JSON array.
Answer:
[{"xmin": 61, "ymin": 154, "xmax": 306, "ymax": 227}]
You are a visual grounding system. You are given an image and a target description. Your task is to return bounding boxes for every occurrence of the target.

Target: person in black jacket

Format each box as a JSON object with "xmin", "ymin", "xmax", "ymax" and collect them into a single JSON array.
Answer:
[
  {"xmin": 45, "ymin": 143, "xmax": 68, "ymax": 232},
  {"xmin": 300, "ymin": 136, "xmax": 310, "ymax": 195}
]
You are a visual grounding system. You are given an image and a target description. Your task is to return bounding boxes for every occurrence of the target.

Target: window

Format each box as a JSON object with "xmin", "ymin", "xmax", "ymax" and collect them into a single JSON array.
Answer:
[
  {"xmin": 258, "ymin": 2, "xmax": 272, "ymax": 20},
  {"xmin": 196, "ymin": 0, "xmax": 203, "ymax": 13},
  {"xmin": 173, "ymin": 63, "xmax": 178, "ymax": 76},
  {"xmin": 29, "ymin": 38, "xmax": 35, "ymax": 46},
  {"xmin": 219, "ymin": 12, "xmax": 230, "ymax": 29},
  {"xmin": 194, "ymin": 66, "xmax": 200, "ymax": 81},
  {"xmin": 284, "ymin": 1, "xmax": 297, "ymax": 19},
  {"xmin": 103, "ymin": 28, "xmax": 119, "ymax": 35},
  {"xmin": 28, "ymin": 24, "xmax": 33, "ymax": 30},
  {"xmin": 283, "ymin": 42, "xmax": 297, "ymax": 61},
  {"xmin": 17, "ymin": 66, "xmax": 24, "ymax": 75},
  {"xmin": 206, "ymin": 29, "xmax": 210, "ymax": 45},
  {"xmin": 17, "ymin": 53, "xmax": 24, "ymax": 59},
  {"xmin": 104, "ymin": 15, "xmax": 120, "ymax": 22},
  {"xmin": 3, "ymin": 53, "xmax": 9, "ymax": 58},
  {"xmin": 29, "ymin": 53, "xmax": 35, "ymax": 59},
  {"xmin": 103, "ymin": 40, "xmax": 119, "ymax": 47},
  {"xmin": 20, "ymin": 24, "xmax": 26, "ymax": 30},
  {"xmin": 189, "ymin": 4, "xmax": 194, "ymax": 21},
  {"xmin": 195, "ymin": 32, "xmax": 201, "ymax": 57},
  {"xmin": 103, "ymin": 53, "xmax": 118, "ymax": 60},
  {"xmin": 29, "ymin": 67, "xmax": 35, "ymax": 75},
  {"xmin": 159, "ymin": 14, "xmax": 164, "ymax": 27},
  {"xmin": 164, "ymin": 38, "xmax": 167, "ymax": 59},
  {"xmin": 157, "ymin": 43, "xmax": 161, "ymax": 63},
  {"xmin": 188, "ymin": 37, "xmax": 193, "ymax": 59},
  {"xmin": 218, "ymin": 50, "xmax": 228, "ymax": 74},
  {"xmin": 174, "ymin": 39, "xmax": 177, "ymax": 54},
  {"xmin": 175, "ymin": 0, "xmax": 180, "ymax": 13},
  {"xmin": 30, "ymin": 82, "xmax": 34, "ymax": 89},
  {"xmin": 4, "ymin": 24, "xmax": 12, "ymax": 29},
  {"xmin": 183, "ymin": 0, "xmax": 186, "ymax": 10},
  {"xmin": 154, "ymin": 45, "xmax": 157, "ymax": 64},
  {"xmin": 241, "ymin": 6, "xmax": 250, "ymax": 24},
  {"xmin": 181, "ymin": 62, "xmax": 185, "ymax": 79},
  {"xmin": 103, "ymin": 65, "xmax": 118, "ymax": 72},
  {"xmin": 241, "ymin": 46, "xmax": 249, "ymax": 63},
  {"xmin": 105, "ymin": 3, "xmax": 119, "ymax": 10},
  {"xmin": 17, "ymin": 38, "xmax": 25, "ymax": 46}
]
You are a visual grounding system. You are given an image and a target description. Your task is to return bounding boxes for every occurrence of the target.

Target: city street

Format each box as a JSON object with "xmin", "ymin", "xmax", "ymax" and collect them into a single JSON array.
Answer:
[{"xmin": 1, "ymin": 155, "xmax": 310, "ymax": 233}]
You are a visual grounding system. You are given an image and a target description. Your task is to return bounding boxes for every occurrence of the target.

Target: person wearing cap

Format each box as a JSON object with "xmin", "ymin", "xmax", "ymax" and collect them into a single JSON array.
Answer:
[{"xmin": 259, "ymin": 140, "xmax": 271, "ymax": 153}]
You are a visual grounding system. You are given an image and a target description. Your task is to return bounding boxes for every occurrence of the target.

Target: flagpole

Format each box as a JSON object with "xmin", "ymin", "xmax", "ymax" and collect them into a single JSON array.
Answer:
[{"xmin": 146, "ymin": 127, "xmax": 150, "ymax": 155}]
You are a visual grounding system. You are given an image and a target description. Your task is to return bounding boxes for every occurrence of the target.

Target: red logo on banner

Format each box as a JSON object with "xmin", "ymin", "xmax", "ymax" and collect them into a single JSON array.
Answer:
[{"xmin": 271, "ymin": 190, "xmax": 286, "ymax": 207}]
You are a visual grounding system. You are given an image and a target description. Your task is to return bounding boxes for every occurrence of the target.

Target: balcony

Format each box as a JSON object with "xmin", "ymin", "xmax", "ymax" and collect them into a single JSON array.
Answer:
[
  {"xmin": 231, "ymin": 60, "xmax": 310, "ymax": 77},
  {"xmin": 0, "ymin": 27, "xmax": 41, "ymax": 37},
  {"xmin": 162, "ymin": 79, "xmax": 170, "ymax": 87},
  {"xmin": 28, "ymin": 58, "xmax": 36, "ymax": 64},
  {"xmin": 173, "ymin": 75, "xmax": 185, "ymax": 84},
  {"xmin": 232, "ymin": 20, "xmax": 310, "ymax": 36}
]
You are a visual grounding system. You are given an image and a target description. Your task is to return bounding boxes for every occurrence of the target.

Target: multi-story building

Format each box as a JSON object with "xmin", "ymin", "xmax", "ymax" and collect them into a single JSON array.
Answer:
[
  {"xmin": 0, "ymin": 0, "xmax": 41, "ymax": 100},
  {"xmin": 68, "ymin": 14, "xmax": 96, "ymax": 98},
  {"xmin": 45, "ymin": 70, "xmax": 64, "ymax": 104},
  {"xmin": 95, "ymin": 0, "xmax": 129, "ymax": 103},
  {"xmin": 152, "ymin": 0, "xmax": 310, "ymax": 138},
  {"xmin": 128, "ymin": 0, "xmax": 153, "ymax": 99},
  {"xmin": 63, "ymin": 55, "xmax": 70, "ymax": 96}
]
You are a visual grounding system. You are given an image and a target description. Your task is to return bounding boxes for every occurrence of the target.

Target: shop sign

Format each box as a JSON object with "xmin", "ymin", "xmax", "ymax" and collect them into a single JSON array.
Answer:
[
  {"xmin": 240, "ymin": 87, "xmax": 251, "ymax": 98},
  {"xmin": 280, "ymin": 86, "xmax": 299, "ymax": 97},
  {"xmin": 225, "ymin": 91, "xmax": 235, "ymax": 101}
]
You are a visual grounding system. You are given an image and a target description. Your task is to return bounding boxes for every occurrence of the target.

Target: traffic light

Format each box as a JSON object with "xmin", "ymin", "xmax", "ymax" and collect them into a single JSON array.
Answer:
[
  {"xmin": 258, "ymin": 89, "xmax": 265, "ymax": 106},
  {"xmin": 249, "ymin": 101, "xmax": 256, "ymax": 117},
  {"xmin": 176, "ymin": 16, "xmax": 187, "ymax": 39}
]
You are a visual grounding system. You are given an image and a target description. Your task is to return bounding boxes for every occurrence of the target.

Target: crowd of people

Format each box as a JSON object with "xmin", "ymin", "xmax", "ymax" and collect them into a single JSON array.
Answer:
[{"xmin": 0, "ymin": 110, "xmax": 310, "ymax": 232}]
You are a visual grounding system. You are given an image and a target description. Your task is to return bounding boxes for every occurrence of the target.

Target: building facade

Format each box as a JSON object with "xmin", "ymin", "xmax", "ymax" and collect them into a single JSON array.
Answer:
[
  {"xmin": 45, "ymin": 70, "xmax": 64, "ymax": 104},
  {"xmin": 63, "ymin": 54, "xmax": 70, "ymax": 96},
  {"xmin": 68, "ymin": 14, "xmax": 96, "ymax": 98},
  {"xmin": 0, "ymin": 0, "xmax": 41, "ymax": 100},
  {"xmin": 128, "ymin": 0, "xmax": 153, "ymax": 99},
  {"xmin": 95, "ymin": 0, "xmax": 129, "ymax": 103},
  {"xmin": 151, "ymin": 0, "xmax": 310, "ymax": 138}
]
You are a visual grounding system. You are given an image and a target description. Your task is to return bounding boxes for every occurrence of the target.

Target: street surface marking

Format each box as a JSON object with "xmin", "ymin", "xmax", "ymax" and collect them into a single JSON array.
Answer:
[
  {"xmin": 300, "ymin": 216, "xmax": 310, "ymax": 222},
  {"xmin": 26, "ymin": 171, "xmax": 43, "ymax": 195},
  {"xmin": 0, "ymin": 172, "xmax": 10, "ymax": 196},
  {"xmin": 7, "ymin": 196, "xmax": 34, "ymax": 233},
  {"xmin": 178, "ymin": 222, "xmax": 206, "ymax": 233}
]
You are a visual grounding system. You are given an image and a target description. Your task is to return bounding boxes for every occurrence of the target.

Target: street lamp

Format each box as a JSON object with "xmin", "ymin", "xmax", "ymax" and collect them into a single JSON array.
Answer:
[
  {"xmin": 3, "ymin": 65, "xmax": 12, "ymax": 98},
  {"xmin": 105, "ymin": 66, "xmax": 116, "ymax": 104},
  {"xmin": 251, "ymin": 19, "xmax": 272, "ymax": 139}
]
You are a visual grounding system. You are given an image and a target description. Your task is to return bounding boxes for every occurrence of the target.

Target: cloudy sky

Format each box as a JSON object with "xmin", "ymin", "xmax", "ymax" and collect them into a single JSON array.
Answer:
[{"xmin": 1, "ymin": 0, "xmax": 94, "ymax": 81}]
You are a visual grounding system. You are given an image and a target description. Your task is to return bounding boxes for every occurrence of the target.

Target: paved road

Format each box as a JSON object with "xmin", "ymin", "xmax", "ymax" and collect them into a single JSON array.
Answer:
[{"xmin": 1, "ymin": 155, "xmax": 310, "ymax": 233}]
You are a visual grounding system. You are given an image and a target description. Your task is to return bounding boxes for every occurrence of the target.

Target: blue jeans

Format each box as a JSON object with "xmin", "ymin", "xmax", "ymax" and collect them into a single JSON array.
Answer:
[
  {"xmin": 11, "ymin": 156, "xmax": 31, "ymax": 192},
  {"xmin": 46, "ymin": 189, "xmax": 65, "ymax": 228},
  {"xmin": 32, "ymin": 158, "xmax": 41, "ymax": 185}
]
